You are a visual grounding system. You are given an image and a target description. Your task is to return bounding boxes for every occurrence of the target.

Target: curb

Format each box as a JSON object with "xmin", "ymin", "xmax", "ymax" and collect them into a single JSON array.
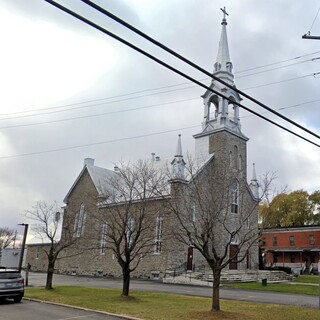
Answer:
[{"xmin": 23, "ymin": 297, "xmax": 144, "ymax": 320}]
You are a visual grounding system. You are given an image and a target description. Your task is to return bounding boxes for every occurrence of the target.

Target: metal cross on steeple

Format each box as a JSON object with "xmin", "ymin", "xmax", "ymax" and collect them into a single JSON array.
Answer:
[{"xmin": 220, "ymin": 7, "xmax": 229, "ymax": 20}]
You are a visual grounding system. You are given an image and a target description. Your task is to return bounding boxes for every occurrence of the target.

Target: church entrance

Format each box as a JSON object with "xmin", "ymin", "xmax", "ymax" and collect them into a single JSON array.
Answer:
[
  {"xmin": 229, "ymin": 244, "xmax": 238, "ymax": 270},
  {"xmin": 186, "ymin": 246, "xmax": 194, "ymax": 271}
]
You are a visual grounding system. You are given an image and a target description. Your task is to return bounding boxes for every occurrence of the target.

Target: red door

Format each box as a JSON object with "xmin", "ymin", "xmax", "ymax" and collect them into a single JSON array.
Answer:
[
  {"xmin": 186, "ymin": 247, "xmax": 193, "ymax": 271},
  {"xmin": 229, "ymin": 244, "xmax": 238, "ymax": 270}
]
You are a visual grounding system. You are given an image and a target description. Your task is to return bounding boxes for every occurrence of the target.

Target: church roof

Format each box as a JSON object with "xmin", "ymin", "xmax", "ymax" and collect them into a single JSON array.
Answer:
[{"xmin": 63, "ymin": 160, "xmax": 117, "ymax": 203}]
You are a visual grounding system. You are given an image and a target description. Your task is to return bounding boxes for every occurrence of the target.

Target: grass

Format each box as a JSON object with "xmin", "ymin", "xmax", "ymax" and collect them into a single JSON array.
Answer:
[
  {"xmin": 25, "ymin": 286, "xmax": 320, "ymax": 320},
  {"xmin": 222, "ymin": 281, "xmax": 318, "ymax": 295},
  {"xmin": 293, "ymin": 275, "xmax": 320, "ymax": 284}
]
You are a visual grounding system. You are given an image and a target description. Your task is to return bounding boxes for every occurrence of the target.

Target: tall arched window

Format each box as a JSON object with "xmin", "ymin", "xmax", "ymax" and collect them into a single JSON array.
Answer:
[
  {"xmin": 230, "ymin": 182, "xmax": 239, "ymax": 214},
  {"xmin": 74, "ymin": 203, "xmax": 86, "ymax": 238},
  {"xmin": 208, "ymin": 96, "xmax": 219, "ymax": 120},
  {"xmin": 233, "ymin": 146, "xmax": 238, "ymax": 169}
]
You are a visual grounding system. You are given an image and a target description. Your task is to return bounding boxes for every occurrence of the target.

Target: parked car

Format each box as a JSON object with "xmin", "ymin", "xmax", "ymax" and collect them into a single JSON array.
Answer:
[{"xmin": 0, "ymin": 268, "xmax": 24, "ymax": 303}]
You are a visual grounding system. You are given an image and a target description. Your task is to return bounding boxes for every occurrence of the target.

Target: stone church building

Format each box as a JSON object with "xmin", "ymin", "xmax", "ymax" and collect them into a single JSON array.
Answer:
[{"xmin": 27, "ymin": 13, "xmax": 260, "ymax": 279}]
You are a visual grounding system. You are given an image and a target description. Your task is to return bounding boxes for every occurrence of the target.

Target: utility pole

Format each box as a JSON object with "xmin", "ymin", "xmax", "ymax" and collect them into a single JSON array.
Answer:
[
  {"xmin": 302, "ymin": 33, "xmax": 320, "ymax": 40},
  {"xmin": 18, "ymin": 224, "xmax": 28, "ymax": 273}
]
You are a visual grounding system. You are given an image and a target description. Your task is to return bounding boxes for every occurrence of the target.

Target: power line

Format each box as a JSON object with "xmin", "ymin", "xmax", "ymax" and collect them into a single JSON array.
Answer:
[
  {"xmin": 13, "ymin": 1, "xmax": 312, "ymax": 153},
  {"xmin": 309, "ymin": 6, "xmax": 320, "ymax": 33},
  {"xmin": 2, "ymin": 51, "xmax": 319, "ymax": 119},
  {"xmin": 236, "ymin": 58, "xmax": 318, "ymax": 79},
  {"xmin": 0, "ymin": 84, "xmax": 197, "ymax": 118},
  {"xmin": 1, "ymin": 69, "xmax": 317, "ymax": 122},
  {"xmin": 77, "ymin": 0, "xmax": 320, "ymax": 142},
  {"xmin": 0, "ymin": 125, "xmax": 199, "ymax": 160},
  {"xmin": 0, "ymin": 94, "xmax": 319, "ymax": 130},
  {"xmin": 242, "ymin": 72, "xmax": 320, "ymax": 91},
  {"xmin": 0, "ymin": 86, "xmax": 196, "ymax": 121},
  {"xmin": 235, "ymin": 51, "xmax": 320, "ymax": 74},
  {"xmin": 0, "ymin": 97, "xmax": 198, "ymax": 130}
]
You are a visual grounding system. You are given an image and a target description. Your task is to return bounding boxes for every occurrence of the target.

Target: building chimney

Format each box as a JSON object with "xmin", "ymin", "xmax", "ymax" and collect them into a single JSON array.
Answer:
[
  {"xmin": 114, "ymin": 166, "xmax": 120, "ymax": 172},
  {"xmin": 84, "ymin": 158, "xmax": 95, "ymax": 167},
  {"xmin": 151, "ymin": 153, "xmax": 155, "ymax": 161}
]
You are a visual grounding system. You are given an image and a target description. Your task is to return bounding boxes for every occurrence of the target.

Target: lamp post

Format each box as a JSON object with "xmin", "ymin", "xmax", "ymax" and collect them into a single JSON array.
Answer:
[{"xmin": 18, "ymin": 224, "xmax": 28, "ymax": 273}]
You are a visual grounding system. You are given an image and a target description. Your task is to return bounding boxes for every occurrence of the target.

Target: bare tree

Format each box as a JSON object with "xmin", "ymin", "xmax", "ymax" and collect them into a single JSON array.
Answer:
[
  {"xmin": 26, "ymin": 201, "xmax": 78, "ymax": 289},
  {"xmin": 0, "ymin": 227, "xmax": 16, "ymax": 249},
  {"xmin": 163, "ymin": 156, "xmax": 271, "ymax": 312},
  {"xmin": 0, "ymin": 227, "xmax": 16, "ymax": 260},
  {"xmin": 95, "ymin": 160, "xmax": 167, "ymax": 297}
]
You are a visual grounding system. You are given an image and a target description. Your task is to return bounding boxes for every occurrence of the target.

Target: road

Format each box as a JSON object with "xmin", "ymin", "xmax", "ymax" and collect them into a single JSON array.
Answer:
[
  {"xmin": 26, "ymin": 272, "xmax": 319, "ymax": 309},
  {"xmin": 0, "ymin": 299, "xmax": 128, "ymax": 320}
]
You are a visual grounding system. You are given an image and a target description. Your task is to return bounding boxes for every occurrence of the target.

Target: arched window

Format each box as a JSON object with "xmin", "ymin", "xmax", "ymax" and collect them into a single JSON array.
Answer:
[
  {"xmin": 154, "ymin": 215, "xmax": 163, "ymax": 254},
  {"xmin": 208, "ymin": 96, "xmax": 219, "ymax": 120},
  {"xmin": 230, "ymin": 182, "xmax": 239, "ymax": 214},
  {"xmin": 239, "ymin": 155, "xmax": 243, "ymax": 171},
  {"xmin": 233, "ymin": 146, "xmax": 238, "ymax": 169},
  {"xmin": 74, "ymin": 203, "xmax": 86, "ymax": 238}
]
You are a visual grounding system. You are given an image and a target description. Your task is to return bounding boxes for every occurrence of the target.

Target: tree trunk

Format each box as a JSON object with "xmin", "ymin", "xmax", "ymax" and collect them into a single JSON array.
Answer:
[
  {"xmin": 45, "ymin": 259, "xmax": 55, "ymax": 290},
  {"xmin": 211, "ymin": 266, "xmax": 221, "ymax": 312},
  {"xmin": 122, "ymin": 266, "xmax": 130, "ymax": 297}
]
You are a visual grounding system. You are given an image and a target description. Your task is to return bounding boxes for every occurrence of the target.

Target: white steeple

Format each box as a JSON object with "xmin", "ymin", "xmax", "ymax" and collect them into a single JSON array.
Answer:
[
  {"xmin": 171, "ymin": 134, "xmax": 186, "ymax": 180},
  {"xmin": 194, "ymin": 8, "xmax": 247, "ymax": 158},
  {"xmin": 213, "ymin": 7, "xmax": 234, "ymax": 83},
  {"xmin": 250, "ymin": 163, "xmax": 259, "ymax": 199}
]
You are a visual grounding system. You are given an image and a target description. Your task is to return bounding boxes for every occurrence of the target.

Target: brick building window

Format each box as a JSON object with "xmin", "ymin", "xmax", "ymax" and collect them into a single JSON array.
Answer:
[
  {"xmin": 309, "ymin": 234, "xmax": 315, "ymax": 245},
  {"xmin": 289, "ymin": 236, "xmax": 294, "ymax": 246},
  {"xmin": 100, "ymin": 223, "xmax": 107, "ymax": 255},
  {"xmin": 230, "ymin": 182, "xmax": 239, "ymax": 214},
  {"xmin": 154, "ymin": 216, "xmax": 163, "ymax": 254},
  {"xmin": 272, "ymin": 236, "xmax": 277, "ymax": 246}
]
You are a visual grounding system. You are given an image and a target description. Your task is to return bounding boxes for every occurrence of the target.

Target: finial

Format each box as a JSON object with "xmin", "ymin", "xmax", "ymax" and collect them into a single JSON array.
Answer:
[{"xmin": 220, "ymin": 7, "xmax": 228, "ymax": 25}]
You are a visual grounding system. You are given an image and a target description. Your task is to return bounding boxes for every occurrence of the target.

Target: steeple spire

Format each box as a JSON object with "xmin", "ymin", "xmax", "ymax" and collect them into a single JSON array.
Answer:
[
  {"xmin": 213, "ymin": 7, "xmax": 233, "ymax": 79},
  {"xmin": 171, "ymin": 134, "xmax": 186, "ymax": 180},
  {"xmin": 250, "ymin": 163, "xmax": 259, "ymax": 199},
  {"xmin": 194, "ymin": 8, "xmax": 247, "ymax": 158}
]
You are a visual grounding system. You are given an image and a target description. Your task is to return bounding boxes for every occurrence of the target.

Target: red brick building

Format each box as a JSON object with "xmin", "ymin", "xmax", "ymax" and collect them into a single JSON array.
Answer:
[{"xmin": 260, "ymin": 226, "xmax": 320, "ymax": 274}]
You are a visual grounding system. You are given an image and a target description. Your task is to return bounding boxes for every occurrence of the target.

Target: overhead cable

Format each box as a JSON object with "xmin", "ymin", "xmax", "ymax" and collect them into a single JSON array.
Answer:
[
  {"xmin": 79, "ymin": 0, "xmax": 320, "ymax": 141},
  {"xmin": 43, "ymin": 0, "xmax": 320, "ymax": 150}
]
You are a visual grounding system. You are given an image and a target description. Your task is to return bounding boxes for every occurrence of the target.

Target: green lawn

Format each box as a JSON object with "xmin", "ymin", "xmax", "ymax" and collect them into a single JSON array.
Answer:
[
  {"xmin": 222, "ymin": 281, "xmax": 318, "ymax": 295},
  {"xmin": 293, "ymin": 275, "xmax": 320, "ymax": 284},
  {"xmin": 25, "ymin": 286, "xmax": 320, "ymax": 320}
]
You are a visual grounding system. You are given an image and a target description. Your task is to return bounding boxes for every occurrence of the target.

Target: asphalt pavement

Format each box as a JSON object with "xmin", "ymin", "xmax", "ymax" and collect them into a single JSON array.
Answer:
[
  {"xmin": 26, "ymin": 272, "xmax": 319, "ymax": 309},
  {"xmin": 0, "ymin": 299, "xmax": 129, "ymax": 320}
]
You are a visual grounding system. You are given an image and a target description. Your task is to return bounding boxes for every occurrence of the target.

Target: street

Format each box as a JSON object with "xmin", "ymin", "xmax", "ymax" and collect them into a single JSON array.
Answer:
[{"xmin": 0, "ymin": 299, "xmax": 128, "ymax": 320}]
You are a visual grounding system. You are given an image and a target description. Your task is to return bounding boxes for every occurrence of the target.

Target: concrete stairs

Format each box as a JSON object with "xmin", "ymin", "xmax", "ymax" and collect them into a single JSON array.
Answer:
[{"xmin": 163, "ymin": 269, "xmax": 293, "ymax": 286}]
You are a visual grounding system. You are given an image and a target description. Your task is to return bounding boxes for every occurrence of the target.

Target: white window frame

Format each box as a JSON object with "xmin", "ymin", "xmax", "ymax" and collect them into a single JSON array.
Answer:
[
  {"xmin": 154, "ymin": 216, "xmax": 163, "ymax": 254},
  {"xmin": 74, "ymin": 203, "xmax": 86, "ymax": 238},
  {"xmin": 230, "ymin": 182, "xmax": 239, "ymax": 214},
  {"xmin": 100, "ymin": 223, "xmax": 107, "ymax": 255}
]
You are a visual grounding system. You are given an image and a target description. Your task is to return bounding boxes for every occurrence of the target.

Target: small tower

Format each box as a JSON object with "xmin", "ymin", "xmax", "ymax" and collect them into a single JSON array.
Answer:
[
  {"xmin": 171, "ymin": 134, "xmax": 186, "ymax": 180},
  {"xmin": 194, "ymin": 8, "xmax": 248, "ymax": 159},
  {"xmin": 250, "ymin": 163, "xmax": 259, "ymax": 199}
]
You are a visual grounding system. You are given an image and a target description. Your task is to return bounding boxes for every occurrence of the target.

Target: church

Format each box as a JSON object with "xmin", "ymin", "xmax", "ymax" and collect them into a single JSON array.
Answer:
[{"xmin": 27, "ymin": 12, "xmax": 260, "ymax": 280}]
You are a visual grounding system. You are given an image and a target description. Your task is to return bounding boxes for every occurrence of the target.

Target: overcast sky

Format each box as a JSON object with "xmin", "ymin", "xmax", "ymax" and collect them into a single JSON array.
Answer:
[{"xmin": 1, "ymin": 0, "xmax": 320, "ymax": 237}]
